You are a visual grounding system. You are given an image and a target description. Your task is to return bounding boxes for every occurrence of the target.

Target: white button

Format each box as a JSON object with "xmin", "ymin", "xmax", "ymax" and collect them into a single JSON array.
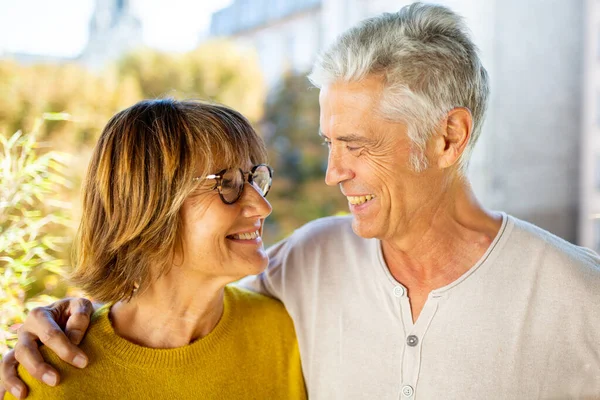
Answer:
[
  {"xmin": 401, "ymin": 385, "xmax": 414, "ymax": 397},
  {"xmin": 393, "ymin": 286, "xmax": 404, "ymax": 297}
]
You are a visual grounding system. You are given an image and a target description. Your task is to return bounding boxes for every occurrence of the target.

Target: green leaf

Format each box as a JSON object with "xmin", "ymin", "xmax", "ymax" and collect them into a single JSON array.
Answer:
[{"xmin": 42, "ymin": 112, "xmax": 72, "ymax": 121}]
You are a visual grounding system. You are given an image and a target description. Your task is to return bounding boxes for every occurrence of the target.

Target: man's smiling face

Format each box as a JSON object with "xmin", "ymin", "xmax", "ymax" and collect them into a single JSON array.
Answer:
[{"xmin": 319, "ymin": 75, "xmax": 445, "ymax": 241}]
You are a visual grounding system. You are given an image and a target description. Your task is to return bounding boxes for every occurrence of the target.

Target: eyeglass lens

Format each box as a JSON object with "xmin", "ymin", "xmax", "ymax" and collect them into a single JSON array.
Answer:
[
  {"xmin": 251, "ymin": 165, "xmax": 272, "ymax": 196},
  {"xmin": 219, "ymin": 165, "xmax": 271, "ymax": 203}
]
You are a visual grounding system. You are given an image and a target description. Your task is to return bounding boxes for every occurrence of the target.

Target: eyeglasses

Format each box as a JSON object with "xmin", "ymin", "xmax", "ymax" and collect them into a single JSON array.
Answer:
[{"xmin": 193, "ymin": 164, "xmax": 273, "ymax": 204}]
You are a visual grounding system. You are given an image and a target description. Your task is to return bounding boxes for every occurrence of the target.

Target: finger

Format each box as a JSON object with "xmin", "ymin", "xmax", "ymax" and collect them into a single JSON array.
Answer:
[
  {"xmin": 24, "ymin": 308, "xmax": 89, "ymax": 370},
  {"xmin": 1, "ymin": 350, "xmax": 28, "ymax": 398},
  {"xmin": 64, "ymin": 298, "xmax": 93, "ymax": 345},
  {"xmin": 14, "ymin": 332, "xmax": 59, "ymax": 387}
]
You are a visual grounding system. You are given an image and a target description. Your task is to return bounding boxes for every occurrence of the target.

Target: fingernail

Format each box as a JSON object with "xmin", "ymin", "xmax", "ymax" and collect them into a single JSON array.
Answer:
[
  {"xmin": 11, "ymin": 386, "xmax": 22, "ymax": 398},
  {"xmin": 68, "ymin": 330, "xmax": 82, "ymax": 344},
  {"xmin": 42, "ymin": 372, "xmax": 57, "ymax": 386},
  {"xmin": 73, "ymin": 354, "xmax": 88, "ymax": 368}
]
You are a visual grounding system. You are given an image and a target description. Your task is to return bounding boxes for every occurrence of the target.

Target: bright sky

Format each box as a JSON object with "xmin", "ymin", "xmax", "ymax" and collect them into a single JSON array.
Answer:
[{"xmin": 0, "ymin": 0, "xmax": 233, "ymax": 57}]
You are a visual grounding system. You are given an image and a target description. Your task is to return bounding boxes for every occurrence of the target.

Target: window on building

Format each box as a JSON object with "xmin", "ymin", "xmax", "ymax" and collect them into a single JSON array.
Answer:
[
  {"xmin": 597, "ymin": 92, "xmax": 600, "ymax": 126},
  {"xmin": 287, "ymin": 32, "xmax": 296, "ymax": 67},
  {"xmin": 598, "ymin": 27, "xmax": 600, "ymax": 60},
  {"xmin": 596, "ymin": 155, "xmax": 600, "ymax": 189},
  {"xmin": 594, "ymin": 219, "xmax": 600, "ymax": 253}
]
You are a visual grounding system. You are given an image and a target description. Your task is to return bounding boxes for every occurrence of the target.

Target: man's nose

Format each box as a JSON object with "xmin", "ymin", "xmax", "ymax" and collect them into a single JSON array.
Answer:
[{"xmin": 325, "ymin": 148, "xmax": 354, "ymax": 186}]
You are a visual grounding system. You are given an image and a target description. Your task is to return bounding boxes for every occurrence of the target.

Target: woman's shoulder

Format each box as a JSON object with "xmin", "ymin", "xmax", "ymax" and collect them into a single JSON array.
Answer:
[
  {"xmin": 225, "ymin": 285, "xmax": 286, "ymax": 312},
  {"xmin": 225, "ymin": 285, "xmax": 293, "ymax": 328},
  {"xmin": 11, "ymin": 319, "xmax": 108, "ymax": 400}
]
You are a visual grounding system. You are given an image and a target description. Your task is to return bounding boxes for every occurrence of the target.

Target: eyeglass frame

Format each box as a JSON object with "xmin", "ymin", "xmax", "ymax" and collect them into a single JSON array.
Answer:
[{"xmin": 193, "ymin": 163, "xmax": 273, "ymax": 205}]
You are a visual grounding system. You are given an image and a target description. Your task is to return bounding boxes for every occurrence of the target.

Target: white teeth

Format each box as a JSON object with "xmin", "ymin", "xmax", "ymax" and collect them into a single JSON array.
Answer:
[
  {"xmin": 230, "ymin": 230, "xmax": 260, "ymax": 240},
  {"xmin": 347, "ymin": 195, "xmax": 375, "ymax": 205}
]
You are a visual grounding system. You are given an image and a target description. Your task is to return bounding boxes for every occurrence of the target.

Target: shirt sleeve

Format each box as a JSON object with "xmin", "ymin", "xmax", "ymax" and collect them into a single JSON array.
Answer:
[{"xmin": 234, "ymin": 235, "xmax": 295, "ymax": 301}]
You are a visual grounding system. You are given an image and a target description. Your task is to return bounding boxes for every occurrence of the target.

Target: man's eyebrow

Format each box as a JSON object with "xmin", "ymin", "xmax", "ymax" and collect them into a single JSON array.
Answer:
[
  {"xmin": 319, "ymin": 130, "xmax": 376, "ymax": 144},
  {"xmin": 337, "ymin": 134, "xmax": 373, "ymax": 143}
]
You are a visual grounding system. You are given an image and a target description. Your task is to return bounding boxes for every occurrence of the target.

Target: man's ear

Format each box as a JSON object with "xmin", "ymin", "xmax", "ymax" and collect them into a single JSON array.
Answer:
[{"xmin": 435, "ymin": 107, "xmax": 472, "ymax": 169}]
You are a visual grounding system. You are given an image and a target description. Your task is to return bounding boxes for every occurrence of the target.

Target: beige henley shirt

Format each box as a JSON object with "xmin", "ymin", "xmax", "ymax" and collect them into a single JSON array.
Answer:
[{"xmin": 241, "ymin": 213, "xmax": 600, "ymax": 399}]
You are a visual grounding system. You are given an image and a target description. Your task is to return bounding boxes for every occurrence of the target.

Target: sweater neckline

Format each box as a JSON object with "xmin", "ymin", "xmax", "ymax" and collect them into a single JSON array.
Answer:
[{"xmin": 88, "ymin": 286, "xmax": 237, "ymax": 369}]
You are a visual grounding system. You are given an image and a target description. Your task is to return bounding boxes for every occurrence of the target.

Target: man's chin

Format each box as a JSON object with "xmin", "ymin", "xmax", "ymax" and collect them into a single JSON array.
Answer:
[{"xmin": 351, "ymin": 218, "xmax": 380, "ymax": 239}]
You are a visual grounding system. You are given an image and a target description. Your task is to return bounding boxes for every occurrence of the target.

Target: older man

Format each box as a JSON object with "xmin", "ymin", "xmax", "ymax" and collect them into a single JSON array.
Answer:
[{"xmin": 2, "ymin": 3, "xmax": 600, "ymax": 399}]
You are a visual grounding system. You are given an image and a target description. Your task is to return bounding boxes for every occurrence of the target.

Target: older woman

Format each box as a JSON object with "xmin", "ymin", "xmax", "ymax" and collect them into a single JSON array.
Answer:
[{"xmin": 3, "ymin": 99, "xmax": 306, "ymax": 399}]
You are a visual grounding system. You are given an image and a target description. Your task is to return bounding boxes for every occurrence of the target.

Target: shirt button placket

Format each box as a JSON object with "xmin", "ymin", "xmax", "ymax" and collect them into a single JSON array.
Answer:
[
  {"xmin": 393, "ymin": 284, "xmax": 415, "ymax": 399},
  {"xmin": 401, "ymin": 334, "xmax": 419, "ymax": 399}
]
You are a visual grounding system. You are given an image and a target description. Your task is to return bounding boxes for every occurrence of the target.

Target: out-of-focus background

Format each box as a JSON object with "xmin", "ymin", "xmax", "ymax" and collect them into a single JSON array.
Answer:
[{"xmin": 0, "ymin": 0, "xmax": 595, "ymax": 353}]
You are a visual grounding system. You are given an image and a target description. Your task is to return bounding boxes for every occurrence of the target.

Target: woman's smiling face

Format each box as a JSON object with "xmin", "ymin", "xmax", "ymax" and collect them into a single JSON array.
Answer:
[{"xmin": 176, "ymin": 161, "xmax": 273, "ymax": 282}]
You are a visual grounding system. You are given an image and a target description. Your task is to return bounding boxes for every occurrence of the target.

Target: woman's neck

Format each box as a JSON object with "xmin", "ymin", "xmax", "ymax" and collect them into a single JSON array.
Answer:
[{"xmin": 110, "ymin": 270, "xmax": 228, "ymax": 349}]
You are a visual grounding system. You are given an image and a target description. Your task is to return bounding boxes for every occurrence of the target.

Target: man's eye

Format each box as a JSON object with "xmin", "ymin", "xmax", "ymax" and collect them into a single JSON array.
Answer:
[
  {"xmin": 321, "ymin": 140, "xmax": 332, "ymax": 148},
  {"xmin": 346, "ymin": 145, "xmax": 361, "ymax": 151}
]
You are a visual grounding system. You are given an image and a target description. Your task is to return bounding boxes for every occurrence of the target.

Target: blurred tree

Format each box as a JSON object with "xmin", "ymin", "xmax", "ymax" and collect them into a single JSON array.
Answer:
[
  {"xmin": 262, "ymin": 72, "xmax": 348, "ymax": 243},
  {"xmin": 0, "ymin": 117, "xmax": 78, "ymax": 354},
  {"xmin": 0, "ymin": 39, "xmax": 267, "ymax": 227},
  {"xmin": 0, "ymin": 39, "xmax": 265, "ymax": 152},
  {"xmin": 0, "ymin": 61, "xmax": 133, "ymax": 150},
  {"xmin": 117, "ymin": 39, "xmax": 266, "ymax": 122}
]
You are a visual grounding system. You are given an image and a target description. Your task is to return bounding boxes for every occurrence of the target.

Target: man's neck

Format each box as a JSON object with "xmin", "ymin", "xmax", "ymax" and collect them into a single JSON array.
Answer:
[{"xmin": 381, "ymin": 180, "xmax": 502, "ymax": 320}]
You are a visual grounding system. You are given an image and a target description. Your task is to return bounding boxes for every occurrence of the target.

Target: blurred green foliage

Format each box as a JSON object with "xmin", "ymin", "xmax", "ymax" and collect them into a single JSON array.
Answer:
[
  {"xmin": 262, "ymin": 72, "xmax": 348, "ymax": 240},
  {"xmin": 0, "ymin": 40, "xmax": 265, "ymax": 150},
  {"xmin": 117, "ymin": 40, "xmax": 266, "ymax": 122},
  {"xmin": 0, "ymin": 42, "xmax": 348, "ymax": 352},
  {"xmin": 0, "ymin": 117, "xmax": 75, "ymax": 354}
]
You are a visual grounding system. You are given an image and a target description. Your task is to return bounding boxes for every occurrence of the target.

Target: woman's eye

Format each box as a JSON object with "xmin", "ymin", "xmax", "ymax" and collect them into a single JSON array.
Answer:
[{"xmin": 222, "ymin": 179, "xmax": 236, "ymax": 189}]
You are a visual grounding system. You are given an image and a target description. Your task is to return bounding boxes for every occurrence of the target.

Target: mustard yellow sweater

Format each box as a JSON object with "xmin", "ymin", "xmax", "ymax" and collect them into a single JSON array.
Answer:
[{"xmin": 9, "ymin": 286, "xmax": 306, "ymax": 400}]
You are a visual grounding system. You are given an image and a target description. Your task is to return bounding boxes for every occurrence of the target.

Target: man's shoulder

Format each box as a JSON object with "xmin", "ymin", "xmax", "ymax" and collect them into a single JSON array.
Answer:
[
  {"xmin": 266, "ymin": 214, "xmax": 369, "ymax": 268},
  {"xmin": 284, "ymin": 214, "xmax": 359, "ymax": 248},
  {"xmin": 259, "ymin": 215, "xmax": 370, "ymax": 298},
  {"xmin": 507, "ymin": 215, "xmax": 600, "ymax": 283},
  {"xmin": 294, "ymin": 214, "xmax": 354, "ymax": 234}
]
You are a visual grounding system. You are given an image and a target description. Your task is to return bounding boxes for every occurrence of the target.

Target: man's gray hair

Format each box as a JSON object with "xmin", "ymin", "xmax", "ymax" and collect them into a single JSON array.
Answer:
[{"xmin": 308, "ymin": 2, "xmax": 489, "ymax": 173}]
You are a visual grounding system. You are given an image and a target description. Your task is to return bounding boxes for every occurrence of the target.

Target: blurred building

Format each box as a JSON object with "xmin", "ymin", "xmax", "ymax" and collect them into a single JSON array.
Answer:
[
  {"xmin": 2, "ymin": 0, "xmax": 142, "ymax": 71},
  {"xmin": 581, "ymin": 0, "xmax": 600, "ymax": 251},
  {"xmin": 210, "ymin": 0, "xmax": 587, "ymax": 245},
  {"xmin": 209, "ymin": 0, "xmax": 322, "ymax": 87},
  {"xmin": 79, "ymin": 0, "xmax": 143, "ymax": 70}
]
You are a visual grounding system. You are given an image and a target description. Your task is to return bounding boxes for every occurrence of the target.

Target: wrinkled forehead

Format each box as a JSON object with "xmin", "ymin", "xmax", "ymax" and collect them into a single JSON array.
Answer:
[
  {"xmin": 319, "ymin": 78, "xmax": 384, "ymax": 104},
  {"xmin": 319, "ymin": 78, "xmax": 385, "ymax": 130}
]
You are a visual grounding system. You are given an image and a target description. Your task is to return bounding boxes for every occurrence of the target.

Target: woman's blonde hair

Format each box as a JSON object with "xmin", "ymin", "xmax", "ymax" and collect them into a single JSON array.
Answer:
[{"xmin": 71, "ymin": 99, "xmax": 267, "ymax": 302}]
